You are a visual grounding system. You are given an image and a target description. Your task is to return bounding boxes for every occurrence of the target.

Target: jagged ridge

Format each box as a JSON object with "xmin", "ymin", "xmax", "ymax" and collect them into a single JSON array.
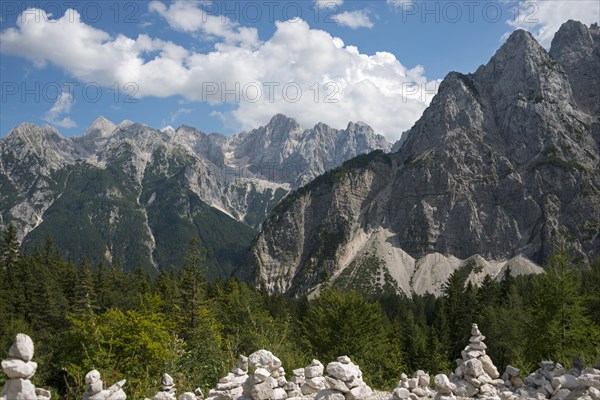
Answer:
[{"xmin": 0, "ymin": 115, "xmax": 391, "ymax": 275}]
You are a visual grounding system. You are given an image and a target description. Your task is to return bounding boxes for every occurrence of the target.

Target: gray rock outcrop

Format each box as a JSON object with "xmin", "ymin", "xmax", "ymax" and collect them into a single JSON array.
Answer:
[{"xmin": 550, "ymin": 21, "xmax": 600, "ymax": 116}]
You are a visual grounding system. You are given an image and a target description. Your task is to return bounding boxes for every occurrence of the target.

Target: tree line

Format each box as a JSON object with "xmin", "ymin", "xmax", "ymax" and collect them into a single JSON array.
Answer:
[{"xmin": 1, "ymin": 225, "xmax": 599, "ymax": 399}]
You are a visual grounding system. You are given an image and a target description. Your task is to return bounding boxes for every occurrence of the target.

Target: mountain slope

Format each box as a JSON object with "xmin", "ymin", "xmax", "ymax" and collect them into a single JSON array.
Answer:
[
  {"xmin": 245, "ymin": 23, "xmax": 600, "ymax": 297},
  {"xmin": 0, "ymin": 115, "xmax": 390, "ymax": 275}
]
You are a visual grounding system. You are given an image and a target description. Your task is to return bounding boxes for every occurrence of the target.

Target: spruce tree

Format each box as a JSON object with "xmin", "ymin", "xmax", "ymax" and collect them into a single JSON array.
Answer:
[
  {"xmin": 301, "ymin": 288, "xmax": 390, "ymax": 383},
  {"xmin": 1, "ymin": 224, "xmax": 20, "ymax": 269},
  {"xmin": 73, "ymin": 259, "xmax": 96, "ymax": 313},
  {"xmin": 178, "ymin": 237, "xmax": 208, "ymax": 338},
  {"xmin": 499, "ymin": 266, "xmax": 515, "ymax": 303},
  {"xmin": 582, "ymin": 257, "xmax": 600, "ymax": 326},
  {"xmin": 524, "ymin": 247, "xmax": 600, "ymax": 365},
  {"xmin": 399, "ymin": 309, "xmax": 427, "ymax": 373},
  {"xmin": 426, "ymin": 326, "xmax": 450, "ymax": 374}
]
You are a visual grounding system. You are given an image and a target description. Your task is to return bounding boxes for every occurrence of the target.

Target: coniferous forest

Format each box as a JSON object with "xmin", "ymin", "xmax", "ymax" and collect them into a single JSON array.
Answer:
[{"xmin": 1, "ymin": 225, "xmax": 599, "ymax": 399}]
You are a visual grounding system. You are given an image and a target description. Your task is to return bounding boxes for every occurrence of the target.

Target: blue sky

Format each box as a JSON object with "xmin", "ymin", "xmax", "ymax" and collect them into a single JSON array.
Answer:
[{"xmin": 1, "ymin": 0, "xmax": 598, "ymax": 141}]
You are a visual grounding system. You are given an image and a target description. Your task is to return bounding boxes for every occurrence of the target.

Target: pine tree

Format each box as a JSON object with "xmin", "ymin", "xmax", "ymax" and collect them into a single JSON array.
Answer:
[
  {"xmin": 94, "ymin": 261, "xmax": 111, "ymax": 312},
  {"xmin": 499, "ymin": 266, "xmax": 515, "ymax": 303},
  {"xmin": 442, "ymin": 270, "xmax": 477, "ymax": 358},
  {"xmin": 133, "ymin": 264, "xmax": 152, "ymax": 297},
  {"xmin": 524, "ymin": 247, "xmax": 600, "ymax": 365},
  {"xmin": 301, "ymin": 288, "xmax": 390, "ymax": 383},
  {"xmin": 178, "ymin": 237, "xmax": 208, "ymax": 339},
  {"xmin": 477, "ymin": 275, "xmax": 498, "ymax": 308},
  {"xmin": 582, "ymin": 257, "xmax": 600, "ymax": 326},
  {"xmin": 73, "ymin": 259, "xmax": 96, "ymax": 313},
  {"xmin": 399, "ymin": 309, "xmax": 427, "ymax": 373},
  {"xmin": 426, "ymin": 326, "xmax": 450, "ymax": 374},
  {"xmin": 1, "ymin": 224, "xmax": 20, "ymax": 269},
  {"xmin": 28, "ymin": 259, "xmax": 62, "ymax": 332},
  {"xmin": 432, "ymin": 299, "xmax": 451, "ymax": 366}
]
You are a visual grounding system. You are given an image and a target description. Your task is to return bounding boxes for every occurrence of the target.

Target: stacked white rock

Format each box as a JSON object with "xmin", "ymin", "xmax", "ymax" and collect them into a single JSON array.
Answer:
[
  {"xmin": 497, "ymin": 366, "xmax": 522, "ymax": 400},
  {"xmin": 392, "ymin": 371, "xmax": 434, "ymax": 399},
  {"xmin": 301, "ymin": 360, "xmax": 327, "ymax": 396},
  {"xmin": 576, "ymin": 368, "xmax": 600, "ymax": 400},
  {"xmin": 316, "ymin": 356, "xmax": 373, "ymax": 400},
  {"xmin": 451, "ymin": 324, "xmax": 503, "ymax": 399},
  {"xmin": 208, "ymin": 355, "xmax": 249, "ymax": 400},
  {"xmin": 285, "ymin": 368, "xmax": 305, "ymax": 398},
  {"xmin": 1, "ymin": 333, "xmax": 51, "ymax": 400},
  {"xmin": 207, "ymin": 350, "xmax": 292, "ymax": 400},
  {"xmin": 244, "ymin": 350, "xmax": 288, "ymax": 400},
  {"xmin": 434, "ymin": 374, "xmax": 456, "ymax": 400},
  {"xmin": 83, "ymin": 369, "xmax": 127, "ymax": 400},
  {"xmin": 521, "ymin": 361, "xmax": 572, "ymax": 399},
  {"xmin": 146, "ymin": 373, "xmax": 177, "ymax": 400},
  {"xmin": 178, "ymin": 388, "xmax": 204, "ymax": 400},
  {"xmin": 522, "ymin": 360, "xmax": 600, "ymax": 400}
]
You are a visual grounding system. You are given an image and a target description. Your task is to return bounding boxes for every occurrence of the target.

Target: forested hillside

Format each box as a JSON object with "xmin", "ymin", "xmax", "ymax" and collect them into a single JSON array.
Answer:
[{"xmin": 1, "ymin": 225, "xmax": 599, "ymax": 399}]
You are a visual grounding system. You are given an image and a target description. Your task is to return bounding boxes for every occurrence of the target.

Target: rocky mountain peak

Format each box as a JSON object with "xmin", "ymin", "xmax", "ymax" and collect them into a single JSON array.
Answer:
[
  {"xmin": 551, "ymin": 20, "xmax": 597, "ymax": 51},
  {"xmin": 347, "ymin": 121, "xmax": 374, "ymax": 134},
  {"xmin": 550, "ymin": 21, "xmax": 600, "ymax": 115},
  {"xmin": 265, "ymin": 114, "xmax": 301, "ymax": 135},
  {"xmin": 116, "ymin": 119, "xmax": 134, "ymax": 131},
  {"xmin": 475, "ymin": 28, "xmax": 558, "ymax": 89},
  {"xmin": 85, "ymin": 116, "xmax": 116, "ymax": 138},
  {"xmin": 3, "ymin": 124, "xmax": 68, "ymax": 157},
  {"xmin": 7, "ymin": 122, "xmax": 58, "ymax": 140}
]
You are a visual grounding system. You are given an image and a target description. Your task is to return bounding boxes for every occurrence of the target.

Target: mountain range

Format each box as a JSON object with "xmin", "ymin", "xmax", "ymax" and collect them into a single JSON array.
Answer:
[
  {"xmin": 242, "ymin": 20, "xmax": 600, "ymax": 297},
  {"xmin": 2, "ymin": 20, "xmax": 598, "ymax": 296},
  {"xmin": 0, "ymin": 113, "xmax": 390, "ymax": 278}
]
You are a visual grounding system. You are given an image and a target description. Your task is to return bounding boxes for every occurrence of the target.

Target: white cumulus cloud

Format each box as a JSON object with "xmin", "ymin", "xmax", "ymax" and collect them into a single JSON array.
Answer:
[
  {"xmin": 148, "ymin": 0, "xmax": 259, "ymax": 49},
  {"xmin": 1, "ymin": 8, "xmax": 439, "ymax": 141},
  {"xmin": 314, "ymin": 0, "xmax": 344, "ymax": 7},
  {"xmin": 42, "ymin": 92, "xmax": 77, "ymax": 128},
  {"xmin": 506, "ymin": 0, "xmax": 599, "ymax": 48},
  {"xmin": 386, "ymin": 0, "xmax": 413, "ymax": 7},
  {"xmin": 332, "ymin": 10, "xmax": 374, "ymax": 29}
]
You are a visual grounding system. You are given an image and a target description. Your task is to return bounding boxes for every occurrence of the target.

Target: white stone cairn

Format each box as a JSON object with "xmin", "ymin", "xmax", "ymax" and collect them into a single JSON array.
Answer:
[
  {"xmin": 206, "ymin": 349, "xmax": 290, "ymax": 400},
  {"xmin": 4, "ymin": 332, "xmax": 600, "ymax": 400},
  {"xmin": 83, "ymin": 369, "xmax": 127, "ymax": 400},
  {"xmin": 517, "ymin": 359, "xmax": 600, "ymax": 400},
  {"xmin": 392, "ymin": 370, "xmax": 434, "ymax": 399},
  {"xmin": 450, "ymin": 324, "xmax": 503, "ymax": 399},
  {"xmin": 145, "ymin": 373, "xmax": 177, "ymax": 400},
  {"xmin": 1, "ymin": 333, "xmax": 52, "ymax": 400},
  {"xmin": 207, "ymin": 355, "xmax": 249, "ymax": 400},
  {"xmin": 316, "ymin": 355, "xmax": 373, "ymax": 400}
]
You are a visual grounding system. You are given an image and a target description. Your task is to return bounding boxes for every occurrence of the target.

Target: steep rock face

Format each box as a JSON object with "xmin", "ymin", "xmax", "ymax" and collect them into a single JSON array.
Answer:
[
  {"xmin": 550, "ymin": 20, "xmax": 600, "ymax": 116},
  {"xmin": 246, "ymin": 25, "xmax": 600, "ymax": 297},
  {"xmin": 247, "ymin": 151, "xmax": 394, "ymax": 294},
  {"xmin": 0, "ymin": 115, "xmax": 389, "ymax": 275}
]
